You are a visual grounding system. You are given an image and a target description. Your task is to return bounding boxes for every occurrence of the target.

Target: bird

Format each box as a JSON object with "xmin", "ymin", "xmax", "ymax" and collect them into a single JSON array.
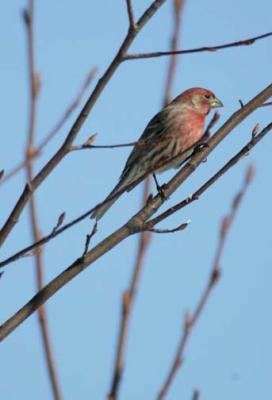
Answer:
[{"xmin": 91, "ymin": 87, "xmax": 223, "ymax": 220}]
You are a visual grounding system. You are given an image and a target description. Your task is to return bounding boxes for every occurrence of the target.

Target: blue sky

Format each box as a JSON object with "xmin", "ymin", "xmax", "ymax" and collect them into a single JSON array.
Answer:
[{"xmin": 1, "ymin": 1, "xmax": 272, "ymax": 399}]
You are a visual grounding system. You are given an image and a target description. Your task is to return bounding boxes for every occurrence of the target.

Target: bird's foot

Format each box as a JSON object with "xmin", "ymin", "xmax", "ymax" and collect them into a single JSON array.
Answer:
[
  {"xmin": 157, "ymin": 184, "xmax": 167, "ymax": 200},
  {"xmin": 153, "ymin": 174, "xmax": 167, "ymax": 200}
]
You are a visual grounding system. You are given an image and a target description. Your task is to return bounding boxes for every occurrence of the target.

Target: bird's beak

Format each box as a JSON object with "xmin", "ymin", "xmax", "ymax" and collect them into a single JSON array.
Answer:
[{"xmin": 210, "ymin": 97, "xmax": 224, "ymax": 108}]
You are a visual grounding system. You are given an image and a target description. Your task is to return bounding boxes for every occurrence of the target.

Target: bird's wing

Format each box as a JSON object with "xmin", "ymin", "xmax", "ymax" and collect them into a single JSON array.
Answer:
[{"xmin": 120, "ymin": 108, "xmax": 169, "ymax": 179}]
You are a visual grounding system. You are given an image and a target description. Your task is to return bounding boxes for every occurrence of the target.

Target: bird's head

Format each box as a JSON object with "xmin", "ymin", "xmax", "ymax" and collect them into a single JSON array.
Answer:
[{"xmin": 173, "ymin": 87, "xmax": 223, "ymax": 116}]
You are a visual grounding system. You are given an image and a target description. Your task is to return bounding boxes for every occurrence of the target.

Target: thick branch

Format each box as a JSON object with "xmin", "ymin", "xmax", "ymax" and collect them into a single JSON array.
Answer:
[
  {"xmin": 0, "ymin": 85, "xmax": 271, "ymax": 340},
  {"xmin": 1, "ymin": 116, "xmax": 272, "ymax": 271}
]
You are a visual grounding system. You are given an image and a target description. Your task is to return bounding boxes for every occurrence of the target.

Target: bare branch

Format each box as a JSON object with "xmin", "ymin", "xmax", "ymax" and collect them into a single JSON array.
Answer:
[
  {"xmin": 203, "ymin": 111, "xmax": 220, "ymax": 140},
  {"xmin": 0, "ymin": 0, "xmax": 167, "ymax": 246},
  {"xmin": 163, "ymin": 0, "xmax": 185, "ymax": 105},
  {"xmin": 51, "ymin": 212, "xmax": 66, "ymax": 235},
  {"xmin": 146, "ymin": 220, "xmax": 190, "ymax": 233},
  {"xmin": 123, "ymin": 31, "xmax": 272, "ymax": 61},
  {"xmin": 82, "ymin": 222, "xmax": 98, "ymax": 257},
  {"xmin": 107, "ymin": 180, "xmax": 152, "ymax": 400},
  {"xmin": 24, "ymin": 2, "xmax": 62, "ymax": 399},
  {"xmin": 0, "ymin": 87, "xmax": 272, "ymax": 340},
  {"xmin": 157, "ymin": 165, "xmax": 254, "ymax": 400},
  {"xmin": 125, "ymin": 0, "xmax": 136, "ymax": 29},
  {"xmin": 1, "ymin": 118, "xmax": 272, "ymax": 271},
  {"xmin": 261, "ymin": 101, "xmax": 272, "ymax": 107}
]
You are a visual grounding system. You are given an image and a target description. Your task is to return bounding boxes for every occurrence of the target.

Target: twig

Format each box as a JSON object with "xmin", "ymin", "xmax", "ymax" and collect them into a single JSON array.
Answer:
[
  {"xmin": 108, "ymin": 5, "xmax": 184, "ymax": 397},
  {"xmin": 23, "ymin": 2, "xmax": 62, "ymax": 399},
  {"xmin": 0, "ymin": 119, "xmax": 272, "ymax": 271},
  {"xmin": 123, "ymin": 31, "xmax": 272, "ymax": 61},
  {"xmin": 157, "ymin": 164, "xmax": 254, "ymax": 400},
  {"xmin": 147, "ymin": 220, "xmax": 190, "ymax": 233},
  {"xmin": 0, "ymin": 0, "xmax": 167, "ymax": 247},
  {"xmin": 0, "ymin": 88, "xmax": 272, "ymax": 340},
  {"xmin": 125, "ymin": 0, "xmax": 136, "ymax": 29},
  {"xmin": 0, "ymin": 68, "xmax": 97, "ymax": 186},
  {"xmin": 82, "ymin": 222, "xmax": 98, "ymax": 257},
  {"xmin": 261, "ymin": 101, "xmax": 272, "ymax": 107},
  {"xmin": 203, "ymin": 111, "xmax": 220, "ymax": 140},
  {"xmin": 51, "ymin": 212, "xmax": 66, "ymax": 235},
  {"xmin": 70, "ymin": 140, "xmax": 140, "ymax": 151}
]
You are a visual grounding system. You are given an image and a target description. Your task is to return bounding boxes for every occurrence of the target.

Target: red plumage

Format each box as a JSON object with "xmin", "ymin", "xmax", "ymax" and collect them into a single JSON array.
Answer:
[{"xmin": 92, "ymin": 87, "xmax": 223, "ymax": 220}]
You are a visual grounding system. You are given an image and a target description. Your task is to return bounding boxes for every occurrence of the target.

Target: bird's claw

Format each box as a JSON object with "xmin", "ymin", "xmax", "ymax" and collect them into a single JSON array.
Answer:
[{"xmin": 157, "ymin": 184, "xmax": 167, "ymax": 200}]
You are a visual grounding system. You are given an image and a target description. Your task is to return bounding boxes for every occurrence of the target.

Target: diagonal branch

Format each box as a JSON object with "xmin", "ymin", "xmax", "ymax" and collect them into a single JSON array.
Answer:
[
  {"xmin": 23, "ymin": 2, "xmax": 62, "ymax": 399},
  {"xmin": 125, "ymin": 0, "xmax": 136, "ymax": 29},
  {"xmin": 0, "ymin": 119, "xmax": 272, "ymax": 271},
  {"xmin": 0, "ymin": 0, "xmax": 167, "ymax": 247},
  {"xmin": 0, "ymin": 85, "xmax": 272, "ymax": 340},
  {"xmin": 123, "ymin": 31, "xmax": 272, "ymax": 61},
  {"xmin": 157, "ymin": 164, "xmax": 254, "ymax": 399}
]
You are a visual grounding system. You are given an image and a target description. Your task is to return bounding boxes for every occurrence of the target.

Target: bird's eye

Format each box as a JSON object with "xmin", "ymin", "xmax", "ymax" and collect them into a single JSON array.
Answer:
[{"xmin": 204, "ymin": 94, "xmax": 211, "ymax": 99}]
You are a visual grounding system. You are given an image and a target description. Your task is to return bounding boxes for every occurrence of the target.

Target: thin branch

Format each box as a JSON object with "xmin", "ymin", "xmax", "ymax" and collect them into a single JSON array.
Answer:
[
  {"xmin": 107, "ymin": 180, "xmax": 152, "ymax": 400},
  {"xmin": 108, "ymin": 5, "xmax": 183, "ymax": 397},
  {"xmin": 147, "ymin": 220, "xmax": 190, "ymax": 233},
  {"xmin": 24, "ymin": 2, "xmax": 62, "ymax": 399},
  {"xmin": 125, "ymin": 0, "xmax": 136, "ymax": 29},
  {"xmin": 82, "ymin": 222, "xmax": 98, "ymax": 257},
  {"xmin": 0, "ymin": 68, "xmax": 97, "ymax": 186},
  {"xmin": 163, "ymin": 0, "xmax": 185, "ymax": 105},
  {"xmin": 157, "ymin": 164, "xmax": 254, "ymax": 400},
  {"xmin": 261, "ymin": 101, "xmax": 272, "ymax": 107},
  {"xmin": 0, "ymin": 86, "xmax": 272, "ymax": 340},
  {"xmin": 51, "ymin": 212, "xmax": 66, "ymax": 235},
  {"xmin": 0, "ymin": 0, "xmax": 167, "ymax": 247},
  {"xmin": 123, "ymin": 31, "xmax": 272, "ymax": 61},
  {"xmin": 70, "ymin": 140, "xmax": 140, "ymax": 151}
]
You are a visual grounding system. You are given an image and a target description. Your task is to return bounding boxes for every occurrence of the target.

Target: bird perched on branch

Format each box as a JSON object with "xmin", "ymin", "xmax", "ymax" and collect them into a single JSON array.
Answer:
[{"xmin": 91, "ymin": 87, "xmax": 223, "ymax": 220}]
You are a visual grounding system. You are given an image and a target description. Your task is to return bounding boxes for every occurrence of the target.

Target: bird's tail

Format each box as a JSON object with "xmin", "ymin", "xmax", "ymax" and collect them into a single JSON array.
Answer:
[{"xmin": 91, "ymin": 179, "xmax": 129, "ymax": 220}]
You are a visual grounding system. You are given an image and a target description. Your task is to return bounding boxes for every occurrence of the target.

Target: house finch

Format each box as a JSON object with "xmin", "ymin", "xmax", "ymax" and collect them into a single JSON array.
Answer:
[{"xmin": 92, "ymin": 87, "xmax": 223, "ymax": 220}]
